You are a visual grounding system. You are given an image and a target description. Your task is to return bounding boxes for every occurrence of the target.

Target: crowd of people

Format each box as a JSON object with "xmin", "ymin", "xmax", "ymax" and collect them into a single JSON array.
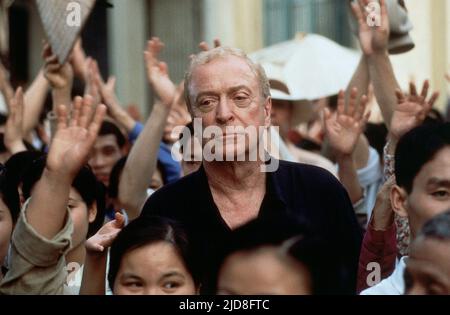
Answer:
[{"xmin": 0, "ymin": 0, "xmax": 450, "ymax": 295}]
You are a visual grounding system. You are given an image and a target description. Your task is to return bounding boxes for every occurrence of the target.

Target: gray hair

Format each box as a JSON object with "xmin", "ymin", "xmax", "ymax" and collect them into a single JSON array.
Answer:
[
  {"xmin": 184, "ymin": 46, "xmax": 271, "ymax": 110},
  {"xmin": 419, "ymin": 210, "xmax": 450, "ymax": 241}
]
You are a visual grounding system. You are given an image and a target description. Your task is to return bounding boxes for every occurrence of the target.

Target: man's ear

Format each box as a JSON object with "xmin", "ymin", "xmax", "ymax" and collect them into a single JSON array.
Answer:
[
  {"xmin": 264, "ymin": 97, "xmax": 272, "ymax": 128},
  {"xmin": 88, "ymin": 202, "xmax": 98, "ymax": 223},
  {"xmin": 391, "ymin": 184, "xmax": 408, "ymax": 218}
]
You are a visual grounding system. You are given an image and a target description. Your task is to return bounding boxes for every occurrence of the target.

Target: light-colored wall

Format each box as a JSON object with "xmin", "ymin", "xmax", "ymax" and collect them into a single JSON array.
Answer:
[
  {"xmin": 390, "ymin": 0, "xmax": 448, "ymax": 111},
  {"xmin": 203, "ymin": 0, "xmax": 263, "ymax": 53},
  {"xmin": 108, "ymin": 0, "xmax": 149, "ymax": 116}
]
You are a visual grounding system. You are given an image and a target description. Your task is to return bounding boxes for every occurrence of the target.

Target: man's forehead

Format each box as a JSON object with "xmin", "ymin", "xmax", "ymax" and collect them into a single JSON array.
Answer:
[
  {"xmin": 94, "ymin": 134, "xmax": 120, "ymax": 147},
  {"xmin": 190, "ymin": 55, "xmax": 258, "ymax": 87},
  {"xmin": 416, "ymin": 147, "xmax": 450, "ymax": 179}
]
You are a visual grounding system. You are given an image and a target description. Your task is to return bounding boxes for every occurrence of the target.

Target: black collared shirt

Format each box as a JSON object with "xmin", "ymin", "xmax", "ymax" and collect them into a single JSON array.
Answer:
[{"xmin": 141, "ymin": 159, "xmax": 362, "ymax": 294}]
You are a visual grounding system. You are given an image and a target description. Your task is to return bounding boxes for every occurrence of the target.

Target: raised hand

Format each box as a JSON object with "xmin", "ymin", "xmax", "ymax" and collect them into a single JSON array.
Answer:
[
  {"xmin": 43, "ymin": 43, "xmax": 74, "ymax": 90},
  {"xmin": 144, "ymin": 37, "xmax": 176, "ymax": 106},
  {"xmin": 92, "ymin": 63, "xmax": 120, "ymax": 112},
  {"xmin": 164, "ymin": 83, "xmax": 192, "ymax": 142},
  {"xmin": 46, "ymin": 96, "xmax": 106, "ymax": 179},
  {"xmin": 4, "ymin": 87, "xmax": 26, "ymax": 154},
  {"xmin": 85, "ymin": 212, "xmax": 125, "ymax": 253},
  {"xmin": 351, "ymin": 0, "xmax": 389, "ymax": 55},
  {"xmin": 323, "ymin": 88, "xmax": 371, "ymax": 156},
  {"xmin": 389, "ymin": 80, "xmax": 439, "ymax": 141}
]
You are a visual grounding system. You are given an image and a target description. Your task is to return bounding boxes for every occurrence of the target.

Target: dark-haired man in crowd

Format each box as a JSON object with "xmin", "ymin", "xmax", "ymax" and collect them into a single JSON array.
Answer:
[{"xmin": 362, "ymin": 122, "xmax": 450, "ymax": 294}]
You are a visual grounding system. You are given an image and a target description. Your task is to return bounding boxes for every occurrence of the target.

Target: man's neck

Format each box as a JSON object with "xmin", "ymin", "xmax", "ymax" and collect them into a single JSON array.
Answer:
[{"xmin": 203, "ymin": 159, "xmax": 266, "ymax": 193}]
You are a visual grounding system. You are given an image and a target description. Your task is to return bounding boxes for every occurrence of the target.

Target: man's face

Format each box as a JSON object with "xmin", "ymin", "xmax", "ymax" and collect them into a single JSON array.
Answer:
[
  {"xmin": 270, "ymin": 100, "xmax": 292, "ymax": 139},
  {"xmin": 88, "ymin": 135, "xmax": 124, "ymax": 186},
  {"xmin": 404, "ymin": 236, "xmax": 450, "ymax": 295},
  {"xmin": 188, "ymin": 56, "xmax": 271, "ymax": 160},
  {"xmin": 393, "ymin": 146, "xmax": 450, "ymax": 237}
]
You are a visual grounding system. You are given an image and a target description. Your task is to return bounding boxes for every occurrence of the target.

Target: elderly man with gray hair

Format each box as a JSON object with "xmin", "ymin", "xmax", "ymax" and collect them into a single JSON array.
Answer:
[{"xmin": 140, "ymin": 46, "xmax": 362, "ymax": 294}]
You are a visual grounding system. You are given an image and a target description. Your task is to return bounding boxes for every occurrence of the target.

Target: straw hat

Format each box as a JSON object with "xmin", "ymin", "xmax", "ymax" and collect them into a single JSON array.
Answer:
[
  {"xmin": 349, "ymin": 0, "xmax": 415, "ymax": 54},
  {"xmin": 269, "ymin": 79, "xmax": 315, "ymax": 127}
]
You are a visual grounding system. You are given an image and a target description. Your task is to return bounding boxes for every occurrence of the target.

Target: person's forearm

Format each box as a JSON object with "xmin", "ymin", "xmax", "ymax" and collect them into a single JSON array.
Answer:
[
  {"xmin": 26, "ymin": 168, "xmax": 72, "ymax": 239},
  {"xmin": 109, "ymin": 106, "xmax": 136, "ymax": 133},
  {"xmin": 48, "ymin": 88, "xmax": 71, "ymax": 140},
  {"xmin": 119, "ymin": 102, "xmax": 171, "ymax": 219},
  {"xmin": 51, "ymin": 87, "xmax": 71, "ymax": 112},
  {"xmin": 346, "ymin": 55, "xmax": 369, "ymax": 104},
  {"xmin": 367, "ymin": 51, "xmax": 400, "ymax": 129},
  {"xmin": 337, "ymin": 153, "xmax": 363, "ymax": 204},
  {"xmin": 5, "ymin": 140, "xmax": 27, "ymax": 155},
  {"xmin": 370, "ymin": 194, "xmax": 395, "ymax": 231},
  {"xmin": 23, "ymin": 70, "xmax": 49, "ymax": 135},
  {"xmin": 79, "ymin": 251, "xmax": 107, "ymax": 295}
]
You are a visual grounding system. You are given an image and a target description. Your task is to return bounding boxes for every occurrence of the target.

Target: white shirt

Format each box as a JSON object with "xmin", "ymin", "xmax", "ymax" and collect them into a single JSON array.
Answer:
[{"xmin": 360, "ymin": 256, "xmax": 407, "ymax": 295}]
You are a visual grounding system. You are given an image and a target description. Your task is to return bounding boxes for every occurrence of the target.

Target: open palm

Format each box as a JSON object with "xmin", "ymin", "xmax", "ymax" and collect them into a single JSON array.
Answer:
[
  {"xmin": 144, "ymin": 37, "xmax": 176, "ymax": 106},
  {"xmin": 324, "ymin": 89, "xmax": 370, "ymax": 156},
  {"xmin": 390, "ymin": 81, "xmax": 439, "ymax": 140},
  {"xmin": 351, "ymin": 0, "xmax": 389, "ymax": 55},
  {"xmin": 47, "ymin": 96, "xmax": 106, "ymax": 178},
  {"xmin": 86, "ymin": 212, "xmax": 125, "ymax": 252}
]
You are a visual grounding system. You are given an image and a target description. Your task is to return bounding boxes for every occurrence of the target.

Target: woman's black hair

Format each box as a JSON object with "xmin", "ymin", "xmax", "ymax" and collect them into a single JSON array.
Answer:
[
  {"xmin": 108, "ymin": 216, "xmax": 200, "ymax": 291},
  {"xmin": 4, "ymin": 151, "xmax": 44, "ymax": 188},
  {"xmin": 214, "ymin": 212, "xmax": 338, "ymax": 295},
  {"xmin": 0, "ymin": 163, "xmax": 20, "ymax": 224},
  {"xmin": 21, "ymin": 156, "xmax": 106, "ymax": 237}
]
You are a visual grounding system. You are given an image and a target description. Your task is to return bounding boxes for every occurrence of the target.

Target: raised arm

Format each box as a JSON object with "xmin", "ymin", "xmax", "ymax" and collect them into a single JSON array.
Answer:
[
  {"xmin": 80, "ymin": 212, "xmax": 125, "ymax": 295},
  {"xmin": 42, "ymin": 43, "xmax": 74, "ymax": 138},
  {"xmin": 323, "ymin": 88, "xmax": 370, "ymax": 204},
  {"xmin": 26, "ymin": 96, "xmax": 106, "ymax": 239},
  {"xmin": 22, "ymin": 70, "xmax": 49, "ymax": 136},
  {"xmin": 118, "ymin": 37, "xmax": 177, "ymax": 219},
  {"xmin": 4, "ymin": 87, "xmax": 27, "ymax": 154},
  {"xmin": 351, "ymin": 0, "xmax": 399, "ymax": 129},
  {"xmin": 0, "ymin": 60, "xmax": 14, "ymax": 105},
  {"xmin": 92, "ymin": 62, "xmax": 136, "ymax": 133}
]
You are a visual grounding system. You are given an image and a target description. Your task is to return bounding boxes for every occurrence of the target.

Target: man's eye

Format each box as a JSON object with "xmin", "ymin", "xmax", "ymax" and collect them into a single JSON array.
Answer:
[
  {"xmin": 102, "ymin": 147, "xmax": 117, "ymax": 156},
  {"xmin": 200, "ymin": 99, "xmax": 215, "ymax": 107},
  {"xmin": 432, "ymin": 190, "xmax": 449, "ymax": 198},
  {"xmin": 233, "ymin": 94, "xmax": 251, "ymax": 106}
]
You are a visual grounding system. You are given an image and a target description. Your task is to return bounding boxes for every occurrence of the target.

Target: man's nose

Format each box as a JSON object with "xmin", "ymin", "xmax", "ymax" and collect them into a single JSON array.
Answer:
[
  {"xmin": 215, "ymin": 97, "xmax": 234, "ymax": 125},
  {"xmin": 89, "ymin": 154, "xmax": 105, "ymax": 168}
]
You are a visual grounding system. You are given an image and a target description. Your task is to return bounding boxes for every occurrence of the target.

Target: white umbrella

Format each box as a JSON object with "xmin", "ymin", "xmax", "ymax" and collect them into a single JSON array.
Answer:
[{"xmin": 249, "ymin": 33, "xmax": 361, "ymax": 101}]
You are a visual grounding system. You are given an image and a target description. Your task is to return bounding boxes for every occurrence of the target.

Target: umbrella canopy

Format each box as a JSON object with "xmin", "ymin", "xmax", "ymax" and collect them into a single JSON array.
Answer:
[{"xmin": 249, "ymin": 33, "xmax": 361, "ymax": 101}]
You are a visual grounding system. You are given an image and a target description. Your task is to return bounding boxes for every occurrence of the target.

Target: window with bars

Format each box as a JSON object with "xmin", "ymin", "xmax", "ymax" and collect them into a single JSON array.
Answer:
[{"xmin": 263, "ymin": 0, "xmax": 353, "ymax": 47}]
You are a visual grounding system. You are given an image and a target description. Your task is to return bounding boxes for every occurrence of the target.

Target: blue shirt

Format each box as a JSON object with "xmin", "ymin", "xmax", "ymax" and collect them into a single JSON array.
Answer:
[{"xmin": 129, "ymin": 122, "xmax": 181, "ymax": 184}]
